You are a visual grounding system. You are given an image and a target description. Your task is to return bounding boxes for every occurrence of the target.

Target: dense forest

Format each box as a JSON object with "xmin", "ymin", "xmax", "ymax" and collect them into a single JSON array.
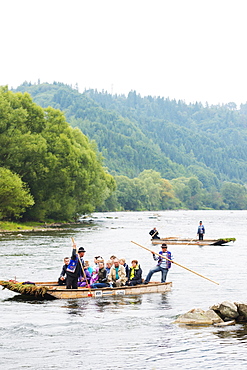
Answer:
[
  {"xmin": 9, "ymin": 81, "xmax": 247, "ymax": 213},
  {"xmin": 0, "ymin": 86, "xmax": 115, "ymax": 221}
]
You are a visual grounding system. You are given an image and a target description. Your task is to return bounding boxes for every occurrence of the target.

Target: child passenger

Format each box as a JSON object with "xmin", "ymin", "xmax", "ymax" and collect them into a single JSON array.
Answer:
[{"xmin": 90, "ymin": 261, "xmax": 109, "ymax": 289}]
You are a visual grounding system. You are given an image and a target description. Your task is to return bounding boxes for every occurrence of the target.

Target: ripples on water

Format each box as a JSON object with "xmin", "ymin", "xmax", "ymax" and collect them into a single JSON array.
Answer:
[{"xmin": 1, "ymin": 210, "xmax": 247, "ymax": 369}]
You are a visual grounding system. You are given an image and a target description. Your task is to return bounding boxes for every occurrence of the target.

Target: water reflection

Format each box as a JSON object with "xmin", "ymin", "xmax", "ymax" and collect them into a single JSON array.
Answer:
[
  {"xmin": 4, "ymin": 295, "xmax": 48, "ymax": 304},
  {"xmin": 213, "ymin": 324, "xmax": 247, "ymax": 341},
  {"xmin": 160, "ymin": 293, "xmax": 172, "ymax": 309},
  {"xmin": 62, "ymin": 299, "xmax": 89, "ymax": 315},
  {"xmin": 95, "ymin": 295, "xmax": 143, "ymax": 312}
]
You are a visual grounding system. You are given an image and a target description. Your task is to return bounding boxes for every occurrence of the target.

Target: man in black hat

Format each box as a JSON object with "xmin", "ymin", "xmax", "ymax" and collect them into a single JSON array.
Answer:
[
  {"xmin": 66, "ymin": 242, "xmax": 86, "ymax": 289},
  {"xmin": 144, "ymin": 243, "xmax": 172, "ymax": 284}
]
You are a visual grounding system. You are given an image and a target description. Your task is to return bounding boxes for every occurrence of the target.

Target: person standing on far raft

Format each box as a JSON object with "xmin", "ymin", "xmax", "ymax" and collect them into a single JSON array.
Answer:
[
  {"xmin": 197, "ymin": 221, "xmax": 205, "ymax": 240},
  {"xmin": 66, "ymin": 243, "xmax": 86, "ymax": 289},
  {"xmin": 149, "ymin": 227, "xmax": 160, "ymax": 239},
  {"xmin": 144, "ymin": 244, "xmax": 172, "ymax": 284}
]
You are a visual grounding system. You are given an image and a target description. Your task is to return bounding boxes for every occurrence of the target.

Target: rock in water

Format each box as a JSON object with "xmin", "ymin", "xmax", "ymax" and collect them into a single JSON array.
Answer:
[
  {"xmin": 204, "ymin": 309, "xmax": 224, "ymax": 324},
  {"xmin": 173, "ymin": 308, "xmax": 223, "ymax": 326},
  {"xmin": 219, "ymin": 301, "xmax": 239, "ymax": 319},
  {"xmin": 235, "ymin": 303, "xmax": 247, "ymax": 320}
]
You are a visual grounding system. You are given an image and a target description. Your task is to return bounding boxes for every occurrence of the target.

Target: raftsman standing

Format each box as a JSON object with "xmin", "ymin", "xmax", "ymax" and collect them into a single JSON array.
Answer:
[
  {"xmin": 66, "ymin": 243, "xmax": 86, "ymax": 289},
  {"xmin": 197, "ymin": 221, "xmax": 205, "ymax": 240},
  {"xmin": 144, "ymin": 243, "xmax": 172, "ymax": 284}
]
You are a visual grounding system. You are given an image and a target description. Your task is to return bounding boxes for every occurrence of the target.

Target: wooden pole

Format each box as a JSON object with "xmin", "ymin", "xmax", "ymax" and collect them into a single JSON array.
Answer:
[
  {"xmin": 151, "ymin": 230, "xmax": 158, "ymax": 238},
  {"xmin": 131, "ymin": 240, "xmax": 219, "ymax": 285},
  {"xmin": 71, "ymin": 238, "xmax": 93, "ymax": 296},
  {"xmin": 184, "ymin": 237, "xmax": 197, "ymax": 246}
]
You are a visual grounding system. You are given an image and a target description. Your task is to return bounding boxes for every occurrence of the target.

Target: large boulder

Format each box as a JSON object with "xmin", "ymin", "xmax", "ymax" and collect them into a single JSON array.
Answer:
[
  {"xmin": 173, "ymin": 308, "xmax": 223, "ymax": 326},
  {"xmin": 235, "ymin": 303, "xmax": 247, "ymax": 320},
  {"xmin": 219, "ymin": 301, "xmax": 239, "ymax": 319},
  {"xmin": 205, "ymin": 309, "xmax": 224, "ymax": 324}
]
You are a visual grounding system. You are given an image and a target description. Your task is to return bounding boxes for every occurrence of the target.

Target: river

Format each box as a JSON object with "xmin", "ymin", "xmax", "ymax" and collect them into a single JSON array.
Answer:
[{"xmin": 0, "ymin": 210, "xmax": 246, "ymax": 369}]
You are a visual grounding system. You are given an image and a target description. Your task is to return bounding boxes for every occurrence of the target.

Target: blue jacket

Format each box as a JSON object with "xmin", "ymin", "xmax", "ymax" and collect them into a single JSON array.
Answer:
[
  {"xmin": 197, "ymin": 225, "xmax": 205, "ymax": 234},
  {"xmin": 66, "ymin": 248, "xmax": 84, "ymax": 276}
]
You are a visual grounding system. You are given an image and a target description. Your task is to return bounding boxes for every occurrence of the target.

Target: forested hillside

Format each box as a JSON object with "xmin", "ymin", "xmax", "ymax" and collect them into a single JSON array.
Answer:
[
  {"xmin": 15, "ymin": 82, "xmax": 187, "ymax": 180},
  {"xmin": 85, "ymin": 90, "xmax": 247, "ymax": 186},
  {"xmin": 13, "ymin": 82, "xmax": 247, "ymax": 211}
]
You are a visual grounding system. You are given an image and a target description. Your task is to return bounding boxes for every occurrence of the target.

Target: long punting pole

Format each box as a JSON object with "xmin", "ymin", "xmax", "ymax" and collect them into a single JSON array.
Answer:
[
  {"xmin": 131, "ymin": 240, "xmax": 219, "ymax": 285},
  {"xmin": 71, "ymin": 237, "xmax": 93, "ymax": 296}
]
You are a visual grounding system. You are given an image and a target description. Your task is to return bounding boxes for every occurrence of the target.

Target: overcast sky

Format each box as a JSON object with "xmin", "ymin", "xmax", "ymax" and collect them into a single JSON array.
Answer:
[{"xmin": 1, "ymin": 0, "xmax": 247, "ymax": 106}]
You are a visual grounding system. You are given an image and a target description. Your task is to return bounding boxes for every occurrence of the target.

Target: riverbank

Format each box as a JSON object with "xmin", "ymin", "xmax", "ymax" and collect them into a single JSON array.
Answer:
[{"xmin": 0, "ymin": 220, "xmax": 90, "ymax": 233}]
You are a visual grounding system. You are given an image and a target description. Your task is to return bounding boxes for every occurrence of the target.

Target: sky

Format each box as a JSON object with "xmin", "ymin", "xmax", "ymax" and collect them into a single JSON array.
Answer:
[{"xmin": 1, "ymin": 0, "xmax": 247, "ymax": 106}]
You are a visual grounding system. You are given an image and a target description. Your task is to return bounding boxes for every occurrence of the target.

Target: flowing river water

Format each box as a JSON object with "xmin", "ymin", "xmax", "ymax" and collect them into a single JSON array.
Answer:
[{"xmin": 0, "ymin": 210, "xmax": 247, "ymax": 369}]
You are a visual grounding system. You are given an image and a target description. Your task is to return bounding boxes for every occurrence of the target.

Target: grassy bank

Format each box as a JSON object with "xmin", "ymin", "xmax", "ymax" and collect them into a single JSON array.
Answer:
[
  {"xmin": 0, "ymin": 221, "xmax": 45, "ymax": 232},
  {"xmin": 0, "ymin": 219, "xmax": 84, "ymax": 232}
]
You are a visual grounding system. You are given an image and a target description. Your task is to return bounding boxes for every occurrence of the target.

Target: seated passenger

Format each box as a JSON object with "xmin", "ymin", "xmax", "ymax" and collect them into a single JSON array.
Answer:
[
  {"xmin": 84, "ymin": 260, "xmax": 94, "ymax": 274},
  {"xmin": 108, "ymin": 258, "xmax": 127, "ymax": 287},
  {"xmin": 90, "ymin": 261, "xmax": 109, "ymax": 289},
  {"xmin": 119, "ymin": 258, "xmax": 129, "ymax": 277},
  {"xmin": 94, "ymin": 256, "xmax": 103, "ymax": 271},
  {"xmin": 90, "ymin": 270, "xmax": 99, "ymax": 285},
  {"xmin": 78, "ymin": 267, "xmax": 91, "ymax": 287},
  {"xmin": 126, "ymin": 260, "xmax": 142, "ymax": 286},
  {"xmin": 58, "ymin": 257, "xmax": 70, "ymax": 286},
  {"xmin": 105, "ymin": 260, "xmax": 113, "ymax": 274}
]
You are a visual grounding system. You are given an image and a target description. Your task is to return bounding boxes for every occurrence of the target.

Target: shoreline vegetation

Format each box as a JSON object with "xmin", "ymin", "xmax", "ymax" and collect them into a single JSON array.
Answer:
[
  {"xmin": 13, "ymin": 82, "xmax": 247, "ymax": 212},
  {"xmin": 0, "ymin": 219, "xmax": 92, "ymax": 233},
  {"xmin": 2, "ymin": 85, "xmax": 247, "ymax": 225}
]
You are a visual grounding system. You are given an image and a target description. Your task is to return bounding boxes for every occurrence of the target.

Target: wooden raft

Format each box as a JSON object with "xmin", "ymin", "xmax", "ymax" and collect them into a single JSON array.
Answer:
[{"xmin": 0, "ymin": 280, "xmax": 172, "ymax": 299}]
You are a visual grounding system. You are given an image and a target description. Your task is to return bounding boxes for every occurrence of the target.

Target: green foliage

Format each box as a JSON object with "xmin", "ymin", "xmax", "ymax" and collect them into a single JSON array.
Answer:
[
  {"xmin": 14, "ymin": 83, "xmax": 188, "ymax": 180},
  {"xmin": 0, "ymin": 281, "xmax": 49, "ymax": 297},
  {"xmin": 0, "ymin": 167, "xmax": 34, "ymax": 220},
  {"xmin": 12, "ymin": 82, "xmax": 247, "ymax": 211},
  {"xmin": 171, "ymin": 177, "xmax": 204, "ymax": 210},
  {"xmin": 220, "ymin": 182, "xmax": 247, "ymax": 209},
  {"xmin": 99, "ymin": 170, "xmax": 180, "ymax": 211},
  {"xmin": 0, "ymin": 87, "xmax": 115, "ymax": 221}
]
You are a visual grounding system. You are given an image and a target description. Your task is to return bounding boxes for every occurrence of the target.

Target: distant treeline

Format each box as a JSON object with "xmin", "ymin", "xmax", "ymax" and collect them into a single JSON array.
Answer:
[{"xmin": 8, "ymin": 81, "xmax": 247, "ymax": 214}]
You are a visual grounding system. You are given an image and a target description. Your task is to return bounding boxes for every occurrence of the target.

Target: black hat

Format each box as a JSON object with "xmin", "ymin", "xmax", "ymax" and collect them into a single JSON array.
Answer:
[
  {"xmin": 161, "ymin": 244, "xmax": 167, "ymax": 248},
  {"xmin": 78, "ymin": 247, "xmax": 86, "ymax": 253}
]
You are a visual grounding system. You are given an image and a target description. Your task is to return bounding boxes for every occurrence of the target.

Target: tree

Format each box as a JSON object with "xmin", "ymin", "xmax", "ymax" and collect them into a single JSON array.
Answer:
[
  {"xmin": 171, "ymin": 177, "xmax": 203, "ymax": 209},
  {"xmin": 221, "ymin": 182, "xmax": 247, "ymax": 209},
  {"xmin": 0, "ymin": 167, "xmax": 34, "ymax": 220},
  {"xmin": 0, "ymin": 87, "xmax": 116, "ymax": 220}
]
